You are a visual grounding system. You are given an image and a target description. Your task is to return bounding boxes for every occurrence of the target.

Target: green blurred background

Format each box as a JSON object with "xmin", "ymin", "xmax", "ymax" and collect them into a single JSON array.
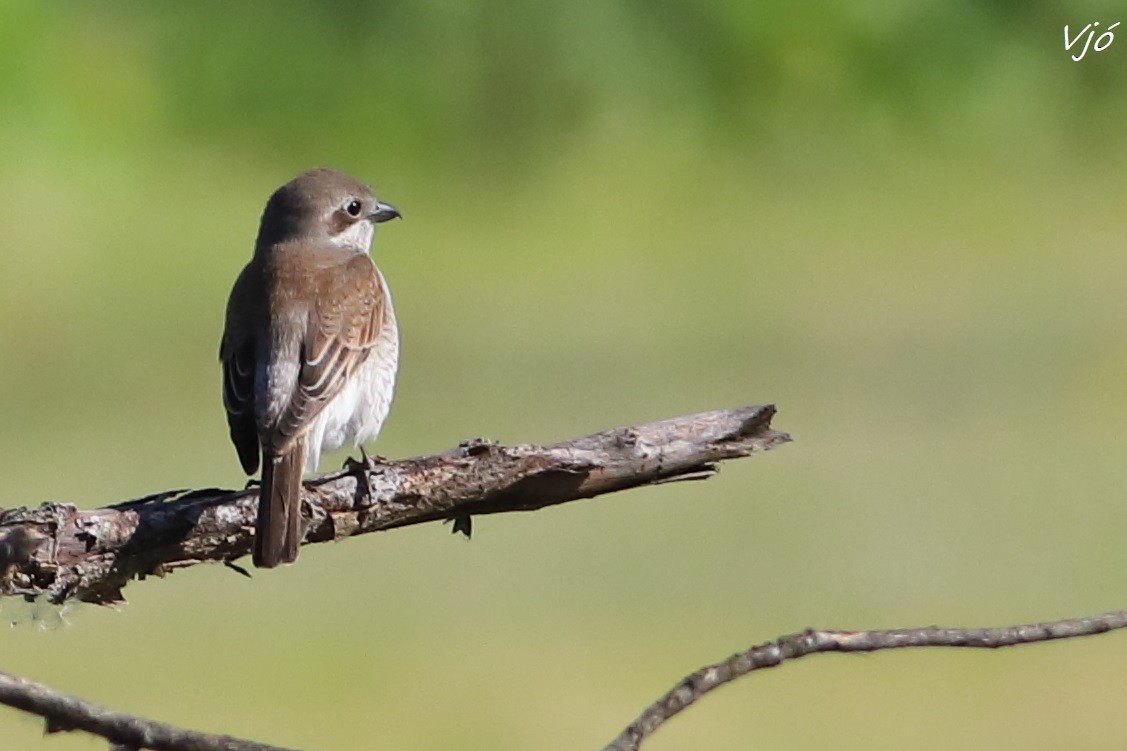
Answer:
[{"xmin": 4, "ymin": 0, "xmax": 1127, "ymax": 748}]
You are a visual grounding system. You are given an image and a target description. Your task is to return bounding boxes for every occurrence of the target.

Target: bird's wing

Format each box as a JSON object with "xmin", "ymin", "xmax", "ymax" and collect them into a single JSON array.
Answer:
[
  {"xmin": 220, "ymin": 265, "xmax": 262, "ymax": 475},
  {"xmin": 270, "ymin": 254, "xmax": 387, "ymax": 453}
]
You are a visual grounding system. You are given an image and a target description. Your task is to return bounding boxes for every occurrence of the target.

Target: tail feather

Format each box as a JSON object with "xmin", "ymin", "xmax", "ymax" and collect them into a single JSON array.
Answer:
[{"xmin": 254, "ymin": 441, "xmax": 306, "ymax": 568}]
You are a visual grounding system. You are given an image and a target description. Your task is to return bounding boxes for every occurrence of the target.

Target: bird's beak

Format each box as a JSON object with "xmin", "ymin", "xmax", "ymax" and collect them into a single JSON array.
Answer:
[{"xmin": 369, "ymin": 201, "xmax": 401, "ymax": 223}]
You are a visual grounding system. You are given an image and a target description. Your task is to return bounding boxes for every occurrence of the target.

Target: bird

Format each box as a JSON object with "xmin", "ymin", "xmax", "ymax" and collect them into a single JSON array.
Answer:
[{"xmin": 220, "ymin": 168, "xmax": 401, "ymax": 568}]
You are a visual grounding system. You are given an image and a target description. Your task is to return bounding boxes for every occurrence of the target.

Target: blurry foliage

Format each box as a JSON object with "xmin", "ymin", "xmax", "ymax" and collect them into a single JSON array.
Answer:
[
  {"xmin": 3, "ymin": 0, "xmax": 1127, "ymax": 174},
  {"xmin": 5, "ymin": 2, "xmax": 1127, "ymax": 750}
]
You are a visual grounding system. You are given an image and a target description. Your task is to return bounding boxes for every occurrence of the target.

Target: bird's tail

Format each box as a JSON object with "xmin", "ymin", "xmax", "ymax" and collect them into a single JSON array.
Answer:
[{"xmin": 254, "ymin": 441, "xmax": 306, "ymax": 568}]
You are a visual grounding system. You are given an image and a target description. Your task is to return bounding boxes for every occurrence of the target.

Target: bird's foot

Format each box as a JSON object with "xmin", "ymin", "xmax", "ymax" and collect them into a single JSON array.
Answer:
[{"xmin": 342, "ymin": 446, "xmax": 385, "ymax": 503}]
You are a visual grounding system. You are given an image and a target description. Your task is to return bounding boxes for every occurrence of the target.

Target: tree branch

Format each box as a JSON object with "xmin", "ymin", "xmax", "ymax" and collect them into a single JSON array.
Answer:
[
  {"xmin": 8, "ymin": 403, "xmax": 1122, "ymax": 749},
  {"xmin": 4, "ymin": 609, "xmax": 1126, "ymax": 750},
  {"xmin": 602, "ymin": 609, "xmax": 1127, "ymax": 751},
  {"xmin": 0, "ymin": 670, "xmax": 298, "ymax": 751},
  {"xmin": 0, "ymin": 404, "xmax": 789, "ymax": 606}
]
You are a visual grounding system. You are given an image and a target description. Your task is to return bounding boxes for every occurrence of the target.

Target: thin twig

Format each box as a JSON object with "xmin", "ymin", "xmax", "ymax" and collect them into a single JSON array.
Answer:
[
  {"xmin": 0, "ymin": 670, "xmax": 299, "ymax": 751},
  {"xmin": 5, "ymin": 610, "xmax": 1127, "ymax": 751},
  {"xmin": 602, "ymin": 609, "xmax": 1127, "ymax": 751}
]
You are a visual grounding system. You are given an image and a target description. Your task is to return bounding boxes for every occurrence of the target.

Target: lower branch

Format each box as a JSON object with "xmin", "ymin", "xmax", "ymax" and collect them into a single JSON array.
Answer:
[
  {"xmin": 4, "ymin": 609, "xmax": 1126, "ymax": 751},
  {"xmin": 0, "ymin": 670, "xmax": 296, "ymax": 751},
  {"xmin": 0, "ymin": 404, "xmax": 788, "ymax": 606},
  {"xmin": 602, "ymin": 609, "xmax": 1127, "ymax": 751}
]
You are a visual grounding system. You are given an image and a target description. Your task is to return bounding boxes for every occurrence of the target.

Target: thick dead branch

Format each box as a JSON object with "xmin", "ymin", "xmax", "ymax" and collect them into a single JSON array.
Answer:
[
  {"xmin": 0, "ymin": 404, "xmax": 788, "ymax": 606},
  {"xmin": 602, "ymin": 609, "xmax": 1127, "ymax": 751},
  {"xmin": 0, "ymin": 670, "xmax": 296, "ymax": 751}
]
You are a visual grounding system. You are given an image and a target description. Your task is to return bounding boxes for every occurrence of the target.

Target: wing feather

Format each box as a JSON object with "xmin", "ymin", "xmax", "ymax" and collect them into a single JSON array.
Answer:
[
  {"xmin": 220, "ymin": 265, "xmax": 262, "ymax": 475},
  {"xmin": 269, "ymin": 254, "xmax": 386, "ymax": 452}
]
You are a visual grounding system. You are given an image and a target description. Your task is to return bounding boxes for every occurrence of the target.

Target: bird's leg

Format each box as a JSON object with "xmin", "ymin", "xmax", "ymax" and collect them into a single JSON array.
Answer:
[
  {"xmin": 359, "ymin": 444, "xmax": 388, "ymax": 468},
  {"xmin": 342, "ymin": 445, "xmax": 386, "ymax": 503}
]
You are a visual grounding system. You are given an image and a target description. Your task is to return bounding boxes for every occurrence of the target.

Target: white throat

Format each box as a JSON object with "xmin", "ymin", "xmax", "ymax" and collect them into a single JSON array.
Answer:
[{"xmin": 331, "ymin": 220, "xmax": 374, "ymax": 253}]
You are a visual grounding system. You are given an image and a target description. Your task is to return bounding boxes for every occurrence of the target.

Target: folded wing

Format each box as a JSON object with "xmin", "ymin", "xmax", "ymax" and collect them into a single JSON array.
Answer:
[{"xmin": 270, "ymin": 254, "xmax": 386, "ymax": 453}]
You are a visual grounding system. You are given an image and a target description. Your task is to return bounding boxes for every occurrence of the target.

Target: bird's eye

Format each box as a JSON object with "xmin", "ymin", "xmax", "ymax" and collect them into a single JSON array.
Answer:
[{"xmin": 345, "ymin": 200, "xmax": 363, "ymax": 217}]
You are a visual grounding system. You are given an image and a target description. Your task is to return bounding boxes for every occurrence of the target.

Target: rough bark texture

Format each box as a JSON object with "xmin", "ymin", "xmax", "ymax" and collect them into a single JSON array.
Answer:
[{"xmin": 0, "ymin": 404, "xmax": 789, "ymax": 606}]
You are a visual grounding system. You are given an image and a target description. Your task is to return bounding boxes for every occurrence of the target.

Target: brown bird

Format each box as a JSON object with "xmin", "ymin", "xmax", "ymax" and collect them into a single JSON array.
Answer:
[{"xmin": 220, "ymin": 168, "xmax": 401, "ymax": 568}]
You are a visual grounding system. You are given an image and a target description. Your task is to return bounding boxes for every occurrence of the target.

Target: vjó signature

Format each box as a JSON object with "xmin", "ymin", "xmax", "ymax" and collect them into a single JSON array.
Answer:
[{"xmin": 1065, "ymin": 21, "xmax": 1120, "ymax": 61}]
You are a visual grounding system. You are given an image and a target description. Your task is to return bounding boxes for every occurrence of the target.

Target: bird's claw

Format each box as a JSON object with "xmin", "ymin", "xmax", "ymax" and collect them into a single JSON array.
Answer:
[{"xmin": 343, "ymin": 446, "xmax": 385, "ymax": 502}]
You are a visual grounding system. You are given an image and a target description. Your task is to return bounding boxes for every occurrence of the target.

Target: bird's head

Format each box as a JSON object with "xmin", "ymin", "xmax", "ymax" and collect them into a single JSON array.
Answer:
[{"xmin": 257, "ymin": 167, "xmax": 400, "ymax": 253}]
